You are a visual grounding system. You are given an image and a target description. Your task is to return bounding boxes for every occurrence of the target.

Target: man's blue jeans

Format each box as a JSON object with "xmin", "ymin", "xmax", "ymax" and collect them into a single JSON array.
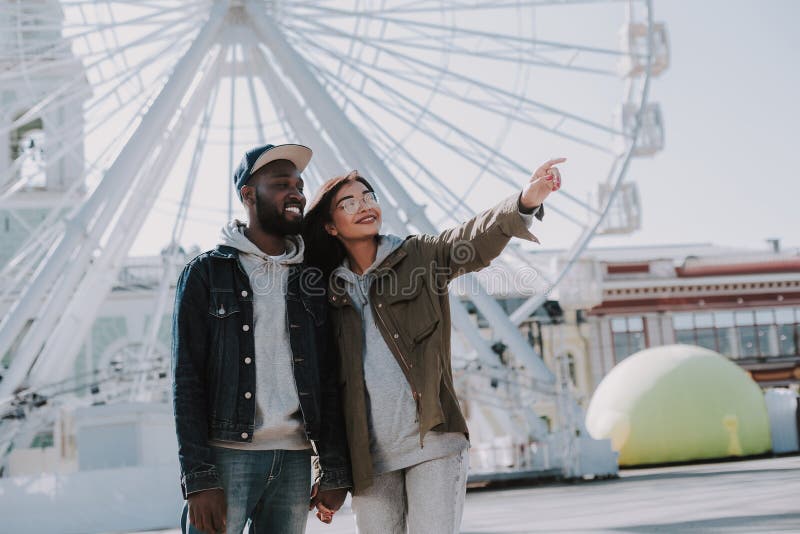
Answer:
[{"xmin": 181, "ymin": 446, "xmax": 311, "ymax": 534}]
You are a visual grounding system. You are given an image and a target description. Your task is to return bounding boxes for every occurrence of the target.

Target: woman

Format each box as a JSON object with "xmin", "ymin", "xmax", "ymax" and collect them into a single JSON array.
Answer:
[{"xmin": 302, "ymin": 158, "xmax": 564, "ymax": 533}]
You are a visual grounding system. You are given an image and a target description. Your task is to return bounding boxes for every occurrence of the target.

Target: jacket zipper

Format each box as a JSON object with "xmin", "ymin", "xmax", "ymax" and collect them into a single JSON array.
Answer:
[{"xmin": 374, "ymin": 306, "xmax": 412, "ymax": 369}]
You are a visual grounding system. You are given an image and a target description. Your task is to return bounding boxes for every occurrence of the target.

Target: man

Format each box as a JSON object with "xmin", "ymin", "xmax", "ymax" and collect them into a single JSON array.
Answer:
[{"xmin": 172, "ymin": 143, "xmax": 351, "ymax": 534}]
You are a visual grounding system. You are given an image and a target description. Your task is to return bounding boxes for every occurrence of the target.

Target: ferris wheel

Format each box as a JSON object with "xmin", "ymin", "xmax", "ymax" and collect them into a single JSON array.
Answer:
[{"xmin": 0, "ymin": 0, "xmax": 668, "ymax": 444}]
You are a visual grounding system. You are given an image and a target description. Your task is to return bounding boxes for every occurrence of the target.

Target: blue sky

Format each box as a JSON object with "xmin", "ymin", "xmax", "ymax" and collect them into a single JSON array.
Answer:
[{"xmin": 605, "ymin": 0, "xmax": 800, "ymax": 252}]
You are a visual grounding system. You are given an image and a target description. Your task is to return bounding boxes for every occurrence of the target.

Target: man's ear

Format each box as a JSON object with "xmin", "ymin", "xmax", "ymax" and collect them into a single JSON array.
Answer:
[
  {"xmin": 325, "ymin": 222, "xmax": 338, "ymax": 237},
  {"xmin": 240, "ymin": 185, "xmax": 255, "ymax": 207}
]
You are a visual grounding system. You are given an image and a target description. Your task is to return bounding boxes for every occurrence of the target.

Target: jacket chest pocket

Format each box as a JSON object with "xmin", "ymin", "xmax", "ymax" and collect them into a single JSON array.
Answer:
[
  {"xmin": 208, "ymin": 291, "xmax": 241, "ymax": 318},
  {"xmin": 380, "ymin": 281, "xmax": 440, "ymax": 347}
]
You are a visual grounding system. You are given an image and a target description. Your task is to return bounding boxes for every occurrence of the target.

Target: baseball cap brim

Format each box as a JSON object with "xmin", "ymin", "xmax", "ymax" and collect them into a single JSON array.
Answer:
[{"xmin": 251, "ymin": 144, "xmax": 312, "ymax": 176}]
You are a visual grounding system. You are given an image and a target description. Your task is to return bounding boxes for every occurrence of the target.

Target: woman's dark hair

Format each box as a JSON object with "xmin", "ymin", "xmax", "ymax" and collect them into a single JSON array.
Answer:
[{"xmin": 302, "ymin": 170, "xmax": 376, "ymax": 280}]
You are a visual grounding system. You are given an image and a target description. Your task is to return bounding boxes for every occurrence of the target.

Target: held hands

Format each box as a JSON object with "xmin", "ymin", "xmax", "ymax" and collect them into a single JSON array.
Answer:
[
  {"xmin": 309, "ymin": 483, "xmax": 348, "ymax": 524},
  {"xmin": 520, "ymin": 157, "xmax": 566, "ymax": 210}
]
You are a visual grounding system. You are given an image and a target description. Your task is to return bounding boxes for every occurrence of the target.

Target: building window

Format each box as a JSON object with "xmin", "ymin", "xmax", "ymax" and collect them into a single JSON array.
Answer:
[
  {"xmin": 611, "ymin": 316, "xmax": 647, "ymax": 362},
  {"xmin": 565, "ymin": 352, "xmax": 577, "ymax": 386},
  {"xmin": 10, "ymin": 116, "xmax": 46, "ymax": 188},
  {"xmin": 672, "ymin": 308, "xmax": 800, "ymax": 359},
  {"xmin": 776, "ymin": 308, "xmax": 798, "ymax": 356}
]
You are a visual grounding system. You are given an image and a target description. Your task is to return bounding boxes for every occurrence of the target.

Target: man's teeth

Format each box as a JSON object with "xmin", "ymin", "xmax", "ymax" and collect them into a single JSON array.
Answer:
[{"xmin": 285, "ymin": 206, "xmax": 301, "ymax": 214}]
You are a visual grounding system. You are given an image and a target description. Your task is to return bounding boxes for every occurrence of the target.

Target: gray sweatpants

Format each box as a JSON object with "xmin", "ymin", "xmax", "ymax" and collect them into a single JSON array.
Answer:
[{"xmin": 351, "ymin": 449, "xmax": 469, "ymax": 534}]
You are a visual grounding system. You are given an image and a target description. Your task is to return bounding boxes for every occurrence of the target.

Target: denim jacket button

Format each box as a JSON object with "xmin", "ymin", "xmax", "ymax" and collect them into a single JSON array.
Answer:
[
  {"xmin": 241, "ymin": 290, "xmax": 248, "ymax": 297},
  {"xmin": 244, "ymin": 392, "xmax": 252, "ymax": 399},
  {"xmin": 241, "ymin": 432, "xmax": 249, "ymax": 439},
  {"xmin": 242, "ymin": 324, "xmax": 250, "ymax": 332},
  {"xmin": 244, "ymin": 357, "xmax": 252, "ymax": 364}
]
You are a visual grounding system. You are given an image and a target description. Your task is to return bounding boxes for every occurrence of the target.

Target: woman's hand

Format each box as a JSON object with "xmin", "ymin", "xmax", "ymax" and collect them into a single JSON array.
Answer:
[
  {"xmin": 310, "ymin": 484, "xmax": 348, "ymax": 524},
  {"xmin": 520, "ymin": 157, "xmax": 565, "ymax": 210}
]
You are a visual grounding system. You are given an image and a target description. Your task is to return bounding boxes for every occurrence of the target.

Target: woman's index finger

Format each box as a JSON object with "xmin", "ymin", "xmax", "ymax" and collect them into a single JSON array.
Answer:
[{"xmin": 544, "ymin": 157, "xmax": 567, "ymax": 168}]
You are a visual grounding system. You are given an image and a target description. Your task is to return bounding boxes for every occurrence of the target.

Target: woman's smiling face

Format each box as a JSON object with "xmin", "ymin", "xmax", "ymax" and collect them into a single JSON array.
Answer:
[{"xmin": 326, "ymin": 180, "xmax": 382, "ymax": 241}]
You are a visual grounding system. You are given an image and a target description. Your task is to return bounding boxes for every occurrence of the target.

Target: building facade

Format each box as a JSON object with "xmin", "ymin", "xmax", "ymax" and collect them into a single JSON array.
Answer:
[{"xmin": 586, "ymin": 243, "xmax": 800, "ymax": 388}]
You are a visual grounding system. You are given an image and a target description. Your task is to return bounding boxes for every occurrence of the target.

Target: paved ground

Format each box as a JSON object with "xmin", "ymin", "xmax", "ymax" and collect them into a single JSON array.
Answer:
[{"xmin": 150, "ymin": 456, "xmax": 800, "ymax": 533}]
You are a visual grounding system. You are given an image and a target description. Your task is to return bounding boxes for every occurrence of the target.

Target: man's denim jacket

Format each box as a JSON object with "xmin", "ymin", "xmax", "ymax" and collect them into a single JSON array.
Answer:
[{"xmin": 171, "ymin": 245, "xmax": 351, "ymax": 498}]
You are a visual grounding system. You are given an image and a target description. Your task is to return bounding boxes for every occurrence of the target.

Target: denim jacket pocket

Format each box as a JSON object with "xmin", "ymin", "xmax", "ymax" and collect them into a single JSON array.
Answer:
[{"xmin": 207, "ymin": 291, "xmax": 241, "ymax": 318}]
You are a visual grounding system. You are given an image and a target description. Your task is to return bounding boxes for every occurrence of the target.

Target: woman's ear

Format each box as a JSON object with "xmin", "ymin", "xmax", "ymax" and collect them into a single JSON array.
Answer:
[{"xmin": 325, "ymin": 222, "xmax": 338, "ymax": 237}]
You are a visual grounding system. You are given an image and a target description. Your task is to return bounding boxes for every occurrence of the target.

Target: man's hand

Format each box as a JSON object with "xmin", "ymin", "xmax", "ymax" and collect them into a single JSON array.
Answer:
[
  {"xmin": 520, "ymin": 157, "xmax": 566, "ymax": 210},
  {"xmin": 187, "ymin": 488, "xmax": 227, "ymax": 534},
  {"xmin": 309, "ymin": 484, "xmax": 349, "ymax": 524}
]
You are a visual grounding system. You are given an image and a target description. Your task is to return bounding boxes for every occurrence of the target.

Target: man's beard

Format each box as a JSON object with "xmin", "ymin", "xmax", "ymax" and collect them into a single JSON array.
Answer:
[{"xmin": 254, "ymin": 189, "xmax": 303, "ymax": 236}]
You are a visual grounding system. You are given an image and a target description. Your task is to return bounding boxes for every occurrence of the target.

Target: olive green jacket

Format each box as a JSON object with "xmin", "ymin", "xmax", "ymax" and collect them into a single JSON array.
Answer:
[{"xmin": 327, "ymin": 194, "xmax": 542, "ymax": 494}]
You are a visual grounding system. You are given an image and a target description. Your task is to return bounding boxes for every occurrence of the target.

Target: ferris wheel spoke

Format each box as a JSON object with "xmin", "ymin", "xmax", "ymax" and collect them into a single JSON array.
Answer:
[
  {"xmin": 3, "ymin": 23, "xmax": 197, "ymax": 82},
  {"xmin": 291, "ymin": 0, "xmax": 630, "ymax": 13},
  {"xmin": 0, "ymin": 16, "xmax": 198, "ymax": 91},
  {"xmin": 315, "ymin": 84, "xmax": 476, "ymax": 221},
  {"xmin": 302, "ymin": 72, "xmax": 482, "ymax": 229},
  {"xmin": 304, "ymin": 55, "xmax": 591, "ymax": 228},
  {"xmin": 288, "ymin": 50, "xmax": 618, "ymax": 160},
  {"xmin": 304, "ymin": 51, "xmax": 595, "ymax": 226},
  {"xmin": 293, "ymin": 36, "xmax": 604, "ymax": 221},
  {"xmin": 172, "ymin": 52, "xmax": 224, "ymax": 244},
  {"xmin": 312, "ymin": 43, "xmax": 614, "ymax": 154},
  {"xmin": 289, "ymin": 3, "xmax": 642, "ymax": 60},
  {"xmin": 288, "ymin": 19, "xmax": 618, "ymax": 77},
  {"xmin": 287, "ymin": 18, "xmax": 627, "ymax": 141},
  {"xmin": 59, "ymin": 0, "xmax": 199, "ymax": 7},
  {"xmin": 1, "ymin": 3, "xmax": 202, "ymax": 63},
  {"xmin": 243, "ymin": 47, "xmax": 267, "ymax": 145},
  {"xmin": 62, "ymin": 2, "xmax": 203, "ymax": 33},
  {"xmin": 4, "ymin": 79, "xmax": 173, "ymax": 199},
  {"xmin": 1, "ymin": 32, "xmax": 195, "ymax": 194},
  {"xmin": 2, "ymin": 21, "xmax": 197, "ymax": 140}
]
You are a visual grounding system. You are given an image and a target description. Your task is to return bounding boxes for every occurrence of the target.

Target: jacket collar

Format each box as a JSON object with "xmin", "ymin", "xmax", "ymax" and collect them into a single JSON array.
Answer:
[
  {"xmin": 327, "ymin": 239, "xmax": 410, "ymax": 307},
  {"xmin": 372, "ymin": 245, "xmax": 408, "ymax": 276},
  {"xmin": 211, "ymin": 244, "xmax": 240, "ymax": 259}
]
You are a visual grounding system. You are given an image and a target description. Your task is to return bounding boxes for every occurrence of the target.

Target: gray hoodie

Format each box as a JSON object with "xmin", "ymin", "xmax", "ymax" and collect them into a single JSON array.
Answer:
[
  {"xmin": 210, "ymin": 220, "xmax": 310, "ymax": 451},
  {"xmin": 333, "ymin": 235, "xmax": 468, "ymax": 474}
]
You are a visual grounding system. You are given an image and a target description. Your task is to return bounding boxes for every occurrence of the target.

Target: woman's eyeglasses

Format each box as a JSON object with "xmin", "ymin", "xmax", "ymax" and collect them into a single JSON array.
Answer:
[{"xmin": 336, "ymin": 192, "xmax": 379, "ymax": 215}]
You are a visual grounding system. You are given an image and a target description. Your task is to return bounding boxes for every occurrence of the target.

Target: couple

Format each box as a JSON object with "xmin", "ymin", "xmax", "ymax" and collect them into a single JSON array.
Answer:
[{"xmin": 171, "ymin": 143, "xmax": 564, "ymax": 534}]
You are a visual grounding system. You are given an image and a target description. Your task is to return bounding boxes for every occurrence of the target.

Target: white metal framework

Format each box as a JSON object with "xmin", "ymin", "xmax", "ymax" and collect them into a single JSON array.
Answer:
[{"xmin": 0, "ymin": 0, "xmax": 667, "ymax": 480}]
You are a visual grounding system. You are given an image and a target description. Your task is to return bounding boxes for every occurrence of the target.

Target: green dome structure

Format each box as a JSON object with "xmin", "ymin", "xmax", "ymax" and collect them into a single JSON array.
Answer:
[{"xmin": 585, "ymin": 344, "xmax": 772, "ymax": 466}]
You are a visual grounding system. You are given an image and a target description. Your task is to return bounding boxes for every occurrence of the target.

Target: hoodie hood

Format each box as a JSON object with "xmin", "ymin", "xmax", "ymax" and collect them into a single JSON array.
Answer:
[
  {"xmin": 218, "ymin": 219, "xmax": 304, "ymax": 265},
  {"xmin": 332, "ymin": 234, "xmax": 405, "ymax": 287}
]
